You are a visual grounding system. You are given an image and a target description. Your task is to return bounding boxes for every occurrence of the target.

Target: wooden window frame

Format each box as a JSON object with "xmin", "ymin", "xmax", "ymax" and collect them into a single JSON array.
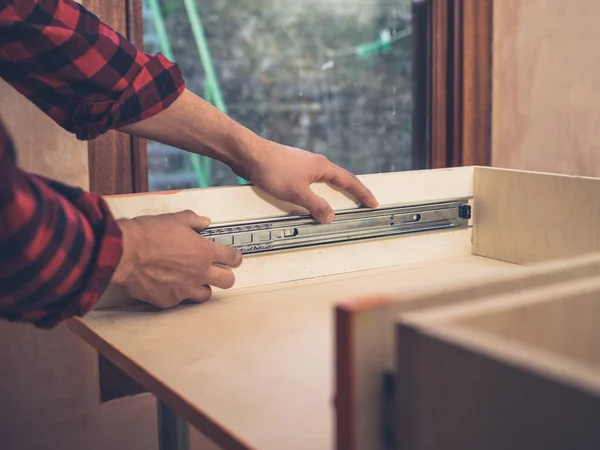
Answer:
[
  {"xmin": 427, "ymin": 0, "xmax": 493, "ymax": 168},
  {"xmin": 83, "ymin": 0, "xmax": 148, "ymax": 196}
]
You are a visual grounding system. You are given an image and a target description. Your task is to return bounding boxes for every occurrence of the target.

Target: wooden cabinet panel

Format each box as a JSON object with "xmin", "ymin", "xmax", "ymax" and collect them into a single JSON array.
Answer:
[{"xmin": 492, "ymin": 0, "xmax": 600, "ymax": 176}]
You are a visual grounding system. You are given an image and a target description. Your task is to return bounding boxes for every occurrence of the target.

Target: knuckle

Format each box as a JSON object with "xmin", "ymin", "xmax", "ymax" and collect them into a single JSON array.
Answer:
[
  {"xmin": 202, "ymin": 241, "xmax": 217, "ymax": 259},
  {"xmin": 171, "ymin": 286, "xmax": 188, "ymax": 303},
  {"xmin": 198, "ymin": 261, "xmax": 211, "ymax": 277},
  {"xmin": 175, "ymin": 209, "xmax": 195, "ymax": 219},
  {"xmin": 228, "ymin": 248, "xmax": 242, "ymax": 265}
]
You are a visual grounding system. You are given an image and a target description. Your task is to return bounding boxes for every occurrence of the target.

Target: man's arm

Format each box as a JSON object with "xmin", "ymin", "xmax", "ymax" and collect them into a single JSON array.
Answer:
[
  {"xmin": 119, "ymin": 90, "xmax": 379, "ymax": 223},
  {"xmin": 0, "ymin": 0, "xmax": 185, "ymax": 140},
  {"xmin": 0, "ymin": 0, "xmax": 241, "ymax": 327}
]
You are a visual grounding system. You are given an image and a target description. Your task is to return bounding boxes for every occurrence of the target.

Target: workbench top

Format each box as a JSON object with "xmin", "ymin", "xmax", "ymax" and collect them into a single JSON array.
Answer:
[{"xmin": 69, "ymin": 252, "xmax": 522, "ymax": 450}]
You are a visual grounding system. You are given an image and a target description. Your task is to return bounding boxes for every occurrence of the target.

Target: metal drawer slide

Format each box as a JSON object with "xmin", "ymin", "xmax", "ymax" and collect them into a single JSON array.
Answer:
[{"xmin": 199, "ymin": 198, "xmax": 471, "ymax": 255}]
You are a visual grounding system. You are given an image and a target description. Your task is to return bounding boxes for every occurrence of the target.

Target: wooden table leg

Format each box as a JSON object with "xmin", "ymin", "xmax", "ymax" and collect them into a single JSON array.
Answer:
[{"xmin": 157, "ymin": 398, "xmax": 190, "ymax": 450}]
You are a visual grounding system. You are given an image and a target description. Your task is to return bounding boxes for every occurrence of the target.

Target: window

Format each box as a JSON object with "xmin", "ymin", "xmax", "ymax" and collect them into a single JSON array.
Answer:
[{"xmin": 142, "ymin": 0, "xmax": 417, "ymax": 191}]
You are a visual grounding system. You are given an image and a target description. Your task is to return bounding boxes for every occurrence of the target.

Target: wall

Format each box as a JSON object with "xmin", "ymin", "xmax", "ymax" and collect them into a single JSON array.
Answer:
[{"xmin": 491, "ymin": 0, "xmax": 600, "ymax": 176}]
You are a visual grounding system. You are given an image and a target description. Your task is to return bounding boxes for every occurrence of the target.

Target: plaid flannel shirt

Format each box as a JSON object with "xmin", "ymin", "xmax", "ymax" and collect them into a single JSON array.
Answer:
[{"xmin": 0, "ymin": 0, "xmax": 186, "ymax": 328}]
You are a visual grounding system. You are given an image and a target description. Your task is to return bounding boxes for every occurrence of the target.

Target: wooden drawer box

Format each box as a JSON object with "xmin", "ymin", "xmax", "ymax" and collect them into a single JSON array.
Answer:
[
  {"xmin": 395, "ymin": 262, "xmax": 600, "ymax": 450},
  {"xmin": 67, "ymin": 166, "xmax": 600, "ymax": 450}
]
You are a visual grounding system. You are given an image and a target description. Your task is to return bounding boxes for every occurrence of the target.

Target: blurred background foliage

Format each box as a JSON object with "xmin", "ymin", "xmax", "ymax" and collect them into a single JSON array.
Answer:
[{"xmin": 143, "ymin": 0, "xmax": 413, "ymax": 190}]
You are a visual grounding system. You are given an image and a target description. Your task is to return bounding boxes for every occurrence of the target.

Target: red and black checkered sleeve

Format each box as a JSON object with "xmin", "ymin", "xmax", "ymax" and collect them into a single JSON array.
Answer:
[
  {"xmin": 0, "ymin": 0, "xmax": 186, "ymax": 327},
  {"xmin": 0, "ymin": 0, "xmax": 186, "ymax": 140},
  {"xmin": 0, "ymin": 119, "xmax": 123, "ymax": 328}
]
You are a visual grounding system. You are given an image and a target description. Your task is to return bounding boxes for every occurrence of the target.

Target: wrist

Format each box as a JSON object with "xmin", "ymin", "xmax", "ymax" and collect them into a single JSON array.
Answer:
[
  {"xmin": 223, "ymin": 126, "xmax": 263, "ymax": 180},
  {"xmin": 111, "ymin": 219, "xmax": 138, "ymax": 286}
]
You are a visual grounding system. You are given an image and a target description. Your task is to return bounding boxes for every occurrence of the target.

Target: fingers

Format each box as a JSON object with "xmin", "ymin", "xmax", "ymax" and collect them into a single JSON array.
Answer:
[
  {"xmin": 325, "ymin": 166, "xmax": 379, "ymax": 209},
  {"xmin": 213, "ymin": 243, "xmax": 243, "ymax": 268},
  {"xmin": 206, "ymin": 265, "xmax": 236, "ymax": 289},
  {"xmin": 296, "ymin": 156, "xmax": 378, "ymax": 222},
  {"xmin": 182, "ymin": 265, "xmax": 235, "ymax": 304},
  {"xmin": 294, "ymin": 187, "xmax": 335, "ymax": 224},
  {"xmin": 173, "ymin": 210, "xmax": 211, "ymax": 230},
  {"xmin": 187, "ymin": 285, "xmax": 213, "ymax": 303}
]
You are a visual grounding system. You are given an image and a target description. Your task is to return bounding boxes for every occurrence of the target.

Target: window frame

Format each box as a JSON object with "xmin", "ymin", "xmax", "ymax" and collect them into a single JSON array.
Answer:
[
  {"xmin": 427, "ymin": 0, "xmax": 493, "ymax": 168},
  {"xmin": 83, "ymin": 0, "xmax": 149, "ymax": 195}
]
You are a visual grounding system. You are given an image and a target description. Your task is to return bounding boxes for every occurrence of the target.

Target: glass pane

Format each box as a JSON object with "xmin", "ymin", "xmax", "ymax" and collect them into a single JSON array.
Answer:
[{"xmin": 143, "ymin": 0, "xmax": 414, "ymax": 191}]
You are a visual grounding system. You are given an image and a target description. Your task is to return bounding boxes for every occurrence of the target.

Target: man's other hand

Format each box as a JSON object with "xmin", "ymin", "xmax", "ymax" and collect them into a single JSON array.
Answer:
[
  {"xmin": 111, "ymin": 210, "xmax": 242, "ymax": 308},
  {"xmin": 238, "ymin": 138, "xmax": 380, "ymax": 224}
]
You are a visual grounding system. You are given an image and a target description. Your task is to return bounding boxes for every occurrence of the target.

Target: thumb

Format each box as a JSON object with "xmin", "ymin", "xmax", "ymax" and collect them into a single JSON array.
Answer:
[
  {"xmin": 172, "ymin": 210, "xmax": 212, "ymax": 230},
  {"xmin": 295, "ymin": 188, "xmax": 335, "ymax": 224}
]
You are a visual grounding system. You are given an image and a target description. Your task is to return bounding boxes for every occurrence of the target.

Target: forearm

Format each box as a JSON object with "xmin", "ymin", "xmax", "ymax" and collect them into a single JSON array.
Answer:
[{"xmin": 118, "ymin": 89, "xmax": 259, "ymax": 178}]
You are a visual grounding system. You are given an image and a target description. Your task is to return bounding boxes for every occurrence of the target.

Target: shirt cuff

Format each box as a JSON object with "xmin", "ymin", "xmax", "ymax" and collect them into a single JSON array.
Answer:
[
  {"xmin": 71, "ymin": 53, "xmax": 186, "ymax": 140},
  {"xmin": 34, "ymin": 188, "xmax": 124, "ymax": 328}
]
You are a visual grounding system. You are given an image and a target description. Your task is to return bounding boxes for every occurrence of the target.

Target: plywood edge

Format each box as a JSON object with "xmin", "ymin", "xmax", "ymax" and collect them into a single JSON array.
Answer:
[
  {"xmin": 398, "ymin": 272, "xmax": 600, "ymax": 326},
  {"xmin": 334, "ymin": 294, "xmax": 400, "ymax": 450},
  {"xmin": 336, "ymin": 296, "xmax": 394, "ymax": 314},
  {"xmin": 66, "ymin": 318, "xmax": 255, "ymax": 450},
  {"xmin": 474, "ymin": 165, "xmax": 600, "ymax": 180},
  {"xmin": 334, "ymin": 305, "xmax": 358, "ymax": 450},
  {"xmin": 337, "ymin": 252, "xmax": 600, "ymax": 314}
]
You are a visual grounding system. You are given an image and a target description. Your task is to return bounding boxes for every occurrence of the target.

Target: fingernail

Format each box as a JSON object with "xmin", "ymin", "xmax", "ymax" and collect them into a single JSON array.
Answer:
[{"xmin": 325, "ymin": 212, "xmax": 335, "ymax": 223}]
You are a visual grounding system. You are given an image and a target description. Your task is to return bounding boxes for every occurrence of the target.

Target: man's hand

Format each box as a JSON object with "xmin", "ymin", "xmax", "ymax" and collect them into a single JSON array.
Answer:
[
  {"xmin": 235, "ymin": 138, "xmax": 379, "ymax": 223},
  {"xmin": 111, "ymin": 210, "xmax": 242, "ymax": 308},
  {"xmin": 119, "ymin": 89, "xmax": 380, "ymax": 223}
]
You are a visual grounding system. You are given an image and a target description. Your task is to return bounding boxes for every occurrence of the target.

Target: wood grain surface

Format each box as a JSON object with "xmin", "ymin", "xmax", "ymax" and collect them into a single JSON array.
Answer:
[{"xmin": 492, "ymin": 0, "xmax": 600, "ymax": 177}]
